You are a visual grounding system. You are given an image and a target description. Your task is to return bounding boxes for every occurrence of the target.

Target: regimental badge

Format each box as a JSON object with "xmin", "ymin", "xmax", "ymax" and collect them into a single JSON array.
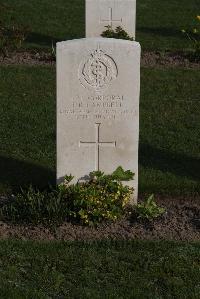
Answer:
[{"xmin": 79, "ymin": 44, "xmax": 118, "ymax": 92}]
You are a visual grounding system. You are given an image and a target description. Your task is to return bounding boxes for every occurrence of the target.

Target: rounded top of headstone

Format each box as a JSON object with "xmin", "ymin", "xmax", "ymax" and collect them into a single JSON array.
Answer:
[{"xmin": 56, "ymin": 37, "xmax": 140, "ymax": 51}]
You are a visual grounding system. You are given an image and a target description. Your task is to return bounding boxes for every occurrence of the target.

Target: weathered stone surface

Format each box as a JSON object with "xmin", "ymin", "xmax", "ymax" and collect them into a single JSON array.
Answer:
[
  {"xmin": 86, "ymin": 0, "xmax": 136, "ymax": 39},
  {"xmin": 57, "ymin": 38, "xmax": 140, "ymax": 202}
]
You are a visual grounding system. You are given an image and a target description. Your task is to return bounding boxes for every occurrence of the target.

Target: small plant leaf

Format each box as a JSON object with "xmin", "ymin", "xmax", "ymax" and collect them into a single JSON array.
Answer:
[
  {"xmin": 136, "ymin": 194, "xmax": 166, "ymax": 221},
  {"xmin": 112, "ymin": 166, "xmax": 134, "ymax": 181}
]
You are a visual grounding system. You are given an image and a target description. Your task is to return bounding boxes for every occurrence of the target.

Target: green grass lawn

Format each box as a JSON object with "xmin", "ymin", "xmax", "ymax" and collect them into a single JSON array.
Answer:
[
  {"xmin": 137, "ymin": 0, "xmax": 200, "ymax": 50},
  {"xmin": 140, "ymin": 67, "xmax": 200, "ymax": 195},
  {"xmin": 0, "ymin": 65, "xmax": 199, "ymax": 196},
  {"xmin": 0, "ymin": 66, "xmax": 56, "ymax": 193},
  {"xmin": 0, "ymin": 239, "xmax": 199, "ymax": 298},
  {"xmin": 1, "ymin": 0, "xmax": 199, "ymax": 50}
]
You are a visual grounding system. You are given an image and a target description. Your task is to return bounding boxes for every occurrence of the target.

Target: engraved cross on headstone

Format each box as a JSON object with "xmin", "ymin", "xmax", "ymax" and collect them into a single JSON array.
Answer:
[
  {"xmin": 100, "ymin": 7, "xmax": 122, "ymax": 28},
  {"xmin": 79, "ymin": 123, "xmax": 116, "ymax": 171}
]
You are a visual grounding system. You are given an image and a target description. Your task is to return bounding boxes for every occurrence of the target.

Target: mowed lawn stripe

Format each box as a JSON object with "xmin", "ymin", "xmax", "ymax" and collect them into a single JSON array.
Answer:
[{"xmin": 0, "ymin": 239, "xmax": 199, "ymax": 298}]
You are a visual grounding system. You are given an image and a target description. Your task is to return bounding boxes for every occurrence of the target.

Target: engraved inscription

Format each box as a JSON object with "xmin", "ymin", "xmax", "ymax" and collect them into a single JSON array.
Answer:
[
  {"xmin": 59, "ymin": 94, "xmax": 136, "ymax": 121},
  {"xmin": 100, "ymin": 7, "xmax": 122, "ymax": 28},
  {"xmin": 79, "ymin": 123, "xmax": 116, "ymax": 171},
  {"xmin": 79, "ymin": 45, "xmax": 118, "ymax": 92}
]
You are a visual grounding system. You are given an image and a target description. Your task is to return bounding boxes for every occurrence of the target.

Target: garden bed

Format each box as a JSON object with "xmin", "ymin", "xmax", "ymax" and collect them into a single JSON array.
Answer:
[
  {"xmin": 0, "ymin": 50, "xmax": 199, "ymax": 68},
  {"xmin": 0, "ymin": 197, "xmax": 199, "ymax": 241}
]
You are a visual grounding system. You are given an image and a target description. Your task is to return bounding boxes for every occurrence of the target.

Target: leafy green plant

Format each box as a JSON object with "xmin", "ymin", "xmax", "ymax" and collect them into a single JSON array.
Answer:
[
  {"xmin": 101, "ymin": 25, "xmax": 134, "ymax": 41},
  {"xmin": 59, "ymin": 166, "xmax": 134, "ymax": 226},
  {"xmin": 135, "ymin": 194, "xmax": 165, "ymax": 221},
  {"xmin": 0, "ymin": 167, "xmax": 134, "ymax": 227},
  {"xmin": 181, "ymin": 15, "xmax": 200, "ymax": 61}
]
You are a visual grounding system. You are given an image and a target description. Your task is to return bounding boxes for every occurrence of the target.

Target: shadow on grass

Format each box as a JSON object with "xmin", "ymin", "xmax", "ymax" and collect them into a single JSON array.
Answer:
[
  {"xmin": 26, "ymin": 32, "xmax": 61, "ymax": 47},
  {"xmin": 25, "ymin": 32, "xmax": 77, "ymax": 47},
  {"xmin": 138, "ymin": 27, "xmax": 184, "ymax": 39},
  {"xmin": 139, "ymin": 143, "xmax": 200, "ymax": 181},
  {"xmin": 2, "ymin": 144, "xmax": 200, "ymax": 194},
  {"xmin": 0, "ymin": 155, "xmax": 55, "ymax": 193}
]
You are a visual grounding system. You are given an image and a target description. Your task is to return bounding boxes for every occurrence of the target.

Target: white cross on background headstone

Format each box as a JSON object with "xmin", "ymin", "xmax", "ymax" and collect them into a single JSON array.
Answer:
[
  {"xmin": 86, "ymin": 0, "xmax": 136, "ymax": 38},
  {"xmin": 100, "ymin": 7, "xmax": 122, "ymax": 28},
  {"xmin": 79, "ymin": 123, "xmax": 116, "ymax": 171}
]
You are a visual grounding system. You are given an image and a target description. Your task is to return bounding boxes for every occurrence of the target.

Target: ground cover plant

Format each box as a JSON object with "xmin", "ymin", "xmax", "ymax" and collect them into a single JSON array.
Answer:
[
  {"xmin": 1, "ymin": 167, "xmax": 135, "ymax": 226},
  {"xmin": 135, "ymin": 194, "xmax": 165, "ymax": 221},
  {"xmin": 101, "ymin": 25, "xmax": 134, "ymax": 40},
  {"xmin": 0, "ymin": 239, "xmax": 199, "ymax": 298},
  {"xmin": 59, "ymin": 168, "xmax": 134, "ymax": 226}
]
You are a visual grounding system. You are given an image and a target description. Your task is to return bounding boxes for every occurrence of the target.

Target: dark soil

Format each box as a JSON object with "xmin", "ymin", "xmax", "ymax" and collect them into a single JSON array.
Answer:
[
  {"xmin": 0, "ymin": 50, "xmax": 199, "ymax": 68},
  {"xmin": 0, "ymin": 197, "xmax": 199, "ymax": 241},
  {"xmin": 0, "ymin": 50, "xmax": 56, "ymax": 66},
  {"xmin": 142, "ymin": 50, "xmax": 200, "ymax": 69}
]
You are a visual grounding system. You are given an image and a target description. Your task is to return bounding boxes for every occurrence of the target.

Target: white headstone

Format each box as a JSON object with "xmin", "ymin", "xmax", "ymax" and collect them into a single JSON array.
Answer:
[
  {"xmin": 57, "ymin": 38, "xmax": 140, "ymax": 203},
  {"xmin": 86, "ymin": 0, "xmax": 136, "ymax": 39}
]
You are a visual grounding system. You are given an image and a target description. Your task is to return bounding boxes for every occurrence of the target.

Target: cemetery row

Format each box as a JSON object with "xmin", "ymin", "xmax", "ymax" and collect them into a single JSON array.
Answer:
[
  {"xmin": 0, "ymin": 0, "xmax": 199, "ymax": 203},
  {"xmin": 56, "ymin": 0, "xmax": 199, "ymax": 203},
  {"xmin": 57, "ymin": 0, "xmax": 139, "ymax": 202},
  {"xmin": 1, "ymin": 0, "xmax": 198, "ymax": 51}
]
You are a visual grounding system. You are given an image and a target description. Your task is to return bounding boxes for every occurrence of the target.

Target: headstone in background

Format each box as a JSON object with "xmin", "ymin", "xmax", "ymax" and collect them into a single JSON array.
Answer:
[
  {"xmin": 86, "ymin": 0, "xmax": 136, "ymax": 39},
  {"xmin": 57, "ymin": 38, "xmax": 140, "ymax": 203}
]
